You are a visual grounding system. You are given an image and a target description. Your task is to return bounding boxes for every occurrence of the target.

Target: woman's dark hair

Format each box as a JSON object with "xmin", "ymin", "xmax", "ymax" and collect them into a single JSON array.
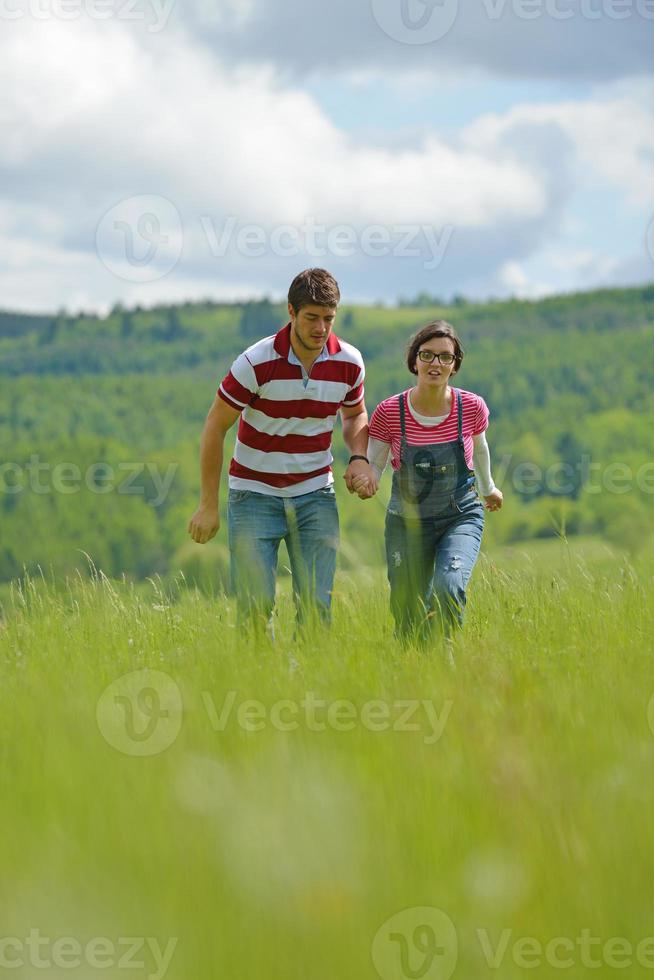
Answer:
[
  {"xmin": 406, "ymin": 320, "xmax": 465, "ymax": 376},
  {"xmin": 288, "ymin": 268, "xmax": 340, "ymax": 313}
]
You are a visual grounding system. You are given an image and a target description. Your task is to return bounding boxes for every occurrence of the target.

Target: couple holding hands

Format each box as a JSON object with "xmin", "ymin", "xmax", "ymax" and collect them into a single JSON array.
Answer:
[{"xmin": 188, "ymin": 268, "xmax": 503, "ymax": 647}]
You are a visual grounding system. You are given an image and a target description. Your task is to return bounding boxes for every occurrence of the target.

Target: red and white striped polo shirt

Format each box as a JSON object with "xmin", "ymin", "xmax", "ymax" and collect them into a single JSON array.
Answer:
[
  {"xmin": 369, "ymin": 387, "xmax": 489, "ymax": 471},
  {"xmin": 218, "ymin": 323, "xmax": 365, "ymax": 496}
]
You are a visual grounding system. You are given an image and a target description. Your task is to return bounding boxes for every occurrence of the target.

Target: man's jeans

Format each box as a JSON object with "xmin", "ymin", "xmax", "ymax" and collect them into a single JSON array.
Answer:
[
  {"xmin": 385, "ymin": 487, "xmax": 485, "ymax": 642},
  {"xmin": 227, "ymin": 486, "xmax": 340, "ymax": 631}
]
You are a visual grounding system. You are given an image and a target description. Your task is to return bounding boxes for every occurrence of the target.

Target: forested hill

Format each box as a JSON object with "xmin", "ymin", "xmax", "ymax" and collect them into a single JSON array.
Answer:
[{"xmin": 1, "ymin": 284, "xmax": 653, "ymax": 588}]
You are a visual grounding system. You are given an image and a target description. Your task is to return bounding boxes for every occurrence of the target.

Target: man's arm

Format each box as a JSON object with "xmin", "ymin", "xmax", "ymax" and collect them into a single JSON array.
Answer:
[
  {"xmin": 340, "ymin": 402, "xmax": 376, "ymax": 496},
  {"xmin": 187, "ymin": 394, "xmax": 240, "ymax": 543}
]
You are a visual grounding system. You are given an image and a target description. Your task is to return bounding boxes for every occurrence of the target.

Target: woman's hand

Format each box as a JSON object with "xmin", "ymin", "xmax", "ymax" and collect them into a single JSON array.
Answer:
[
  {"xmin": 483, "ymin": 488, "xmax": 503, "ymax": 511},
  {"xmin": 350, "ymin": 473, "xmax": 378, "ymax": 499}
]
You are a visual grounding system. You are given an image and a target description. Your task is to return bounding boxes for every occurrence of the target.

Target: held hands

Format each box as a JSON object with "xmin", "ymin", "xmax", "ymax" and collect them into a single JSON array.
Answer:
[
  {"xmin": 483, "ymin": 488, "xmax": 503, "ymax": 511},
  {"xmin": 343, "ymin": 459, "xmax": 378, "ymax": 500},
  {"xmin": 187, "ymin": 503, "xmax": 220, "ymax": 543},
  {"xmin": 351, "ymin": 473, "xmax": 378, "ymax": 499}
]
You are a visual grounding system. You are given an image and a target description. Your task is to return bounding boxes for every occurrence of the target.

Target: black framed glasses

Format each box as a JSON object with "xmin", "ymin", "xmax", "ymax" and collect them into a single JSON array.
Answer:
[{"xmin": 417, "ymin": 350, "xmax": 456, "ymax": 366}]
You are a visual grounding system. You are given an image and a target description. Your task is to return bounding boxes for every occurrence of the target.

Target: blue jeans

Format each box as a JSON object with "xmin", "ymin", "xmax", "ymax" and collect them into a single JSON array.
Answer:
[
  {"xmin": 227, "ymin": 486, "xmax": 340, "ymax": 631},
  {"xmin": 385, "ymin": 487, "xmax": 485, "ymax": 641}
]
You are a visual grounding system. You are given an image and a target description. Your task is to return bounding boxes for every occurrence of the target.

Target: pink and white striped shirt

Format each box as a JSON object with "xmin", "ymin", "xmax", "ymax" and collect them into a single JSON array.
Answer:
[
  {"xmin": 218, "ymin": 323, "xmax": 365, "ymax": 496},
  {"xmin": 368, "ymin": 387, "xmax": 489, "ymax": 471}
]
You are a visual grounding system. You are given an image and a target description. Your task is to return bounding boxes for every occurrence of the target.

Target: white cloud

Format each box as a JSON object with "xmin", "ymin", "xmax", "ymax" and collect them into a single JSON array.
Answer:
[
  {"xmin": 0, "ymin": 17, "xmax": 651, "ymax": 311},
  {"xmin": 499, "ymin": 260, "xmax": 553, "ymax": 298},
  {"xmin": 462, "ymin": 81, "xmax": 654, "ymax": 206}
]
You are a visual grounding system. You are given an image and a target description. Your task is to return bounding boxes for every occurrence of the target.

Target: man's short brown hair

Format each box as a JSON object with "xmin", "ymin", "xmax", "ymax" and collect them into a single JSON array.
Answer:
[
  {"xmin": 288, "ymin": 269, "xmax": 340, "ymax": 313},
  {"xmin": 406, "ymin": 320, "xmax": 465, "ymax": 375}
]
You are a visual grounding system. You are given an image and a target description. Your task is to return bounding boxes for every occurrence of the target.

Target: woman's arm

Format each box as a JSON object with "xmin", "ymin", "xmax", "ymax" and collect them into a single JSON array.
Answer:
[
  {"xmin": 472, "ymin": 432, "xmax": 496, "ymax": 496},
  {"xmin": 367, "ymin": 437, "xmax": 391, "ymax": 481}
]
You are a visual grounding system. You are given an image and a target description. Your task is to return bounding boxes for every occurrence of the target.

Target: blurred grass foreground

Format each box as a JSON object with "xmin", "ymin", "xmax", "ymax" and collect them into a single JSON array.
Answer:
[{"xmin": 1, "ymin": 542, "xmax": 654, "ymax": 978}]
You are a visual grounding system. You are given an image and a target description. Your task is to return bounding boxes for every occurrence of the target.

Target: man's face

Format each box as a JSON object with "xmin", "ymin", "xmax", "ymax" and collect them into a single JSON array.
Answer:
[{"xmin": 288, "ymin": 303, "xmax": 337, "ymax": 353}]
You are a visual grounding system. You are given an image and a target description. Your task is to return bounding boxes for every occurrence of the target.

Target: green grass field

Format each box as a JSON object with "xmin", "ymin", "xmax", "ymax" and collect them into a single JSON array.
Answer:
[{"xmin": 1, "ymin": 541, "xmax": 653, "ymax": 979}]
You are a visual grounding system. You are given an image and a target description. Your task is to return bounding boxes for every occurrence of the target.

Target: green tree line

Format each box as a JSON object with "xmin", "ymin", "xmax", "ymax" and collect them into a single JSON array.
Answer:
[{"xmin": 1, "ymin": 284, "xmax": 653, "ymax": 588}]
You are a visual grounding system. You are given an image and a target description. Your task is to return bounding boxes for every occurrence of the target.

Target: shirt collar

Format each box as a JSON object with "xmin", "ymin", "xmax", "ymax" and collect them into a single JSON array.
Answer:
[{"xmin": 273, "ymin": 322, "xmax": 341, "ymax": 361}]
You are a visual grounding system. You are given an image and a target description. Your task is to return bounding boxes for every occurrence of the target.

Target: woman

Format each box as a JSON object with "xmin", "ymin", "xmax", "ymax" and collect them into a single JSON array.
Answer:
[{"xmin": 352, "ymin": 320, "xmax": 503, "ymax": 646}]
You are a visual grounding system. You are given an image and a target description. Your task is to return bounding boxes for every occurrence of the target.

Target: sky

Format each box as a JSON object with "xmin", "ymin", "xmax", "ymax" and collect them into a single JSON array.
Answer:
[{"xmin": 1, "ymin": 0, "xmax": 653, "ymax": 313}]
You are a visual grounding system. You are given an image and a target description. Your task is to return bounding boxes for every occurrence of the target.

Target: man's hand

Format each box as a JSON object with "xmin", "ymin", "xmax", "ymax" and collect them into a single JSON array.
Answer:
[
  {"xmin": 343, "ymin": 459, "xmax": 376, "ymax": 497},
  {"xmin": 351, "ymin": 472, "xmax": 378, "ymax": 499},
  {"xmin": 188, "ymin": 504, "xmax": 220, "ymax": 543},
  {"xmin": 483, "ymin": 488, "xmax": 503, "ymax": 512}
]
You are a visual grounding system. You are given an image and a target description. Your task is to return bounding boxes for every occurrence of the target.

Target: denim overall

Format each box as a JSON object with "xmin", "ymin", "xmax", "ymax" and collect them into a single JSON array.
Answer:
[{"xmin": 385, "ymin": 388, "xmax": 485, "ymax": 640}]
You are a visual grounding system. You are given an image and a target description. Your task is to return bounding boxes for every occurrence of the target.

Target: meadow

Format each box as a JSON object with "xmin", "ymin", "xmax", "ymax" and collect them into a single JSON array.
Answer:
[
  {"xmin": 2, "ymin": 284, "xmax": 653, "ymax": 976},
  {"xmin": 2, "ymin": 537, "xmax": 653, "ymax": 979}
]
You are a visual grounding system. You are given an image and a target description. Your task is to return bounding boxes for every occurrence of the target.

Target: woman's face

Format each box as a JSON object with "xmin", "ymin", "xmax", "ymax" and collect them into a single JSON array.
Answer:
[{"xmin": 414, "ymin": 336, "xmax": 457, "ymax": 388}]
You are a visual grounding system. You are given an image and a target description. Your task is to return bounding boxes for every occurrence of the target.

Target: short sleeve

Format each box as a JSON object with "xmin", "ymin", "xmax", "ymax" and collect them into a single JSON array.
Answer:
[
  {"xmin": 218, "ymin": 352, "xmax": 258, "ymax": 411},
  {"xmin": 369, "ymin": 401, "xmax": 392, "ymax": 444},
  {"xmin": 472, "ymin": 395, "xmax": 490, "ymax": 435},
  {"xmin": 343, "ymin": 364, "xmax": 365, "ymax": 407}
]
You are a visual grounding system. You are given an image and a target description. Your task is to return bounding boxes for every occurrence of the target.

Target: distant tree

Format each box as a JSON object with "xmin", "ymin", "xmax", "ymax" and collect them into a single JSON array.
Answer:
[
  {"xmin": 240, "ymin": 299, "xmax": 284, "ymax": 340},
  {"xmin": 553, "ymin": 431, "xmax": 587, "ymax": 500},
  {"xmin": 163, "ymin": 309, "xmax": 185, "ymax": 341},
  {"xmin": 150, "ymin": 309, "xmax": 186, "ymax": 342},
  {"xmin": 398, "ymin": 291, "xmax": 446, "ymax": 308},
  {"xmin": 37, "ymin": 317, "xmax": 65, "ymax": 346},
  {"xmin": 120, "ymin": 313, "xmax": 134, "ymax": 339}
]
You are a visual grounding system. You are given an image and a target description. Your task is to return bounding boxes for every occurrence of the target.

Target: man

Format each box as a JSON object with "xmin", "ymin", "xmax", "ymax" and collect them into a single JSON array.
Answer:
[{"xmin": 187, "ymin": 268, "xmax": 374, "ymax": 631}]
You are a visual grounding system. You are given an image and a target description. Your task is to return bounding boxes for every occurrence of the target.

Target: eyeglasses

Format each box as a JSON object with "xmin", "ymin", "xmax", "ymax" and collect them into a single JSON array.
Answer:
[{"xmin": 417, "ymin": 350, "xmax": 456, "ymax": 366}]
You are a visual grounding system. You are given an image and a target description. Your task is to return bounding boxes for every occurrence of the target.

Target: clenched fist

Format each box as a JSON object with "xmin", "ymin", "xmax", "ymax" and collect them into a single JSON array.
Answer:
[{"xmin": 187, "ymin": 504, "xmax": 220, "ymax": 544}]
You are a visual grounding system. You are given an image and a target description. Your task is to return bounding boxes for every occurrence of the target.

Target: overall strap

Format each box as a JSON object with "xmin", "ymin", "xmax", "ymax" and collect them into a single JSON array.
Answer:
[
  {"xmin": 398, "ymin": 391, "xmax": 409, "ymax": 463},
  {"xmin": 455, "ymin": 389, "xmax": 464, "ymax": 446},
  {"xmin": 398, "ymin": 391, "xmax": 408, "ymax": 443}
]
